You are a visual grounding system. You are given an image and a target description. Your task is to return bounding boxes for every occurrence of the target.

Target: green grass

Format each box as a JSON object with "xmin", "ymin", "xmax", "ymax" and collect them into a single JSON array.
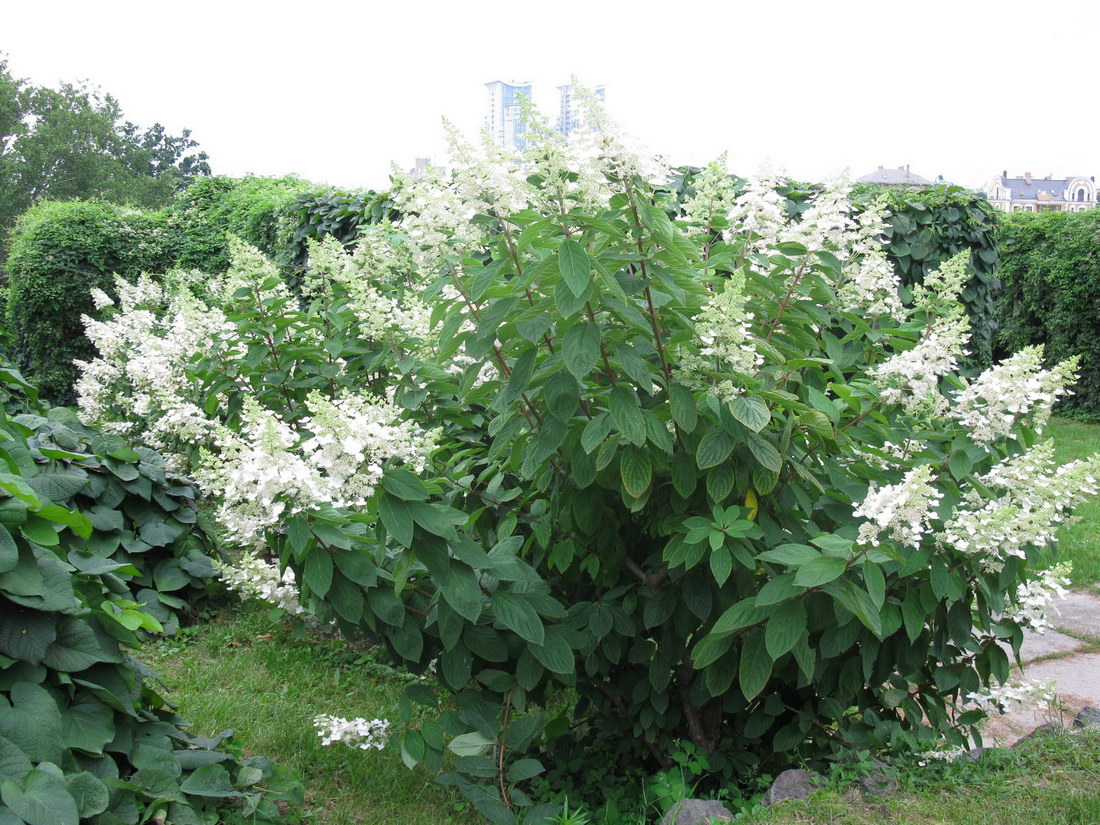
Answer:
[
  {"xmin": 743, "ymin": 727, "xmax": 1100, "ymax": 825},
  {"xmin": 1048, "ymin": 418, "xmax": 1100, "ymax": 591},
  {"xmin": 143, "ymin": 603, "xmax": 469, "ymax": 825}
]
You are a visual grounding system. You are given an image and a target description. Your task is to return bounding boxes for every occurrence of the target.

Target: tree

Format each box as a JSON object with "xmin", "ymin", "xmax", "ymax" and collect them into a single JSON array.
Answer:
[{"xmin": 0, "ymin": 56, "xmax": 210, "ymax": 254}]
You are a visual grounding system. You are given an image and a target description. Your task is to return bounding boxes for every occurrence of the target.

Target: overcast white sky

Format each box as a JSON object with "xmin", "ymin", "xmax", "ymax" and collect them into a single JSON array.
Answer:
[{"xmin": 4, "ymin": 0, "xmax": 1098, "ymax": 191}]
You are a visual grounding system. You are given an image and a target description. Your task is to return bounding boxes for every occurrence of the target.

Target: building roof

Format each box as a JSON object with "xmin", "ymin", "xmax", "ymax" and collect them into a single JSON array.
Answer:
[
  {"xmin": 856, "ymin": 166, "xmax": 935, "ymax": 186},
  {"xmin": 1000, "ymin": 176, "xmax": 1074, "ymax": 202}
]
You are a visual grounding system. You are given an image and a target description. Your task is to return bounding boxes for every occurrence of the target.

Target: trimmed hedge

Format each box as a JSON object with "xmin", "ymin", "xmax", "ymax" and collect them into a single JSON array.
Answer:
[
  {"xmin": 853, "ymin": 184, "xmax": 1001, "ymax": 366},
  {"xmin": 996, "ymin": 209, "xmax": 1100, "ymax": 420},
  {"xmin": 4, "ymin": 202, "xmax": 176, "ymax": 404}
]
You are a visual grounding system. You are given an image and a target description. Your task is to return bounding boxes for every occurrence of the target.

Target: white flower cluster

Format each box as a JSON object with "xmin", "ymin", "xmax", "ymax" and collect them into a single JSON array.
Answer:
[
  {"xmin": 681, "ymin": 154, "xmax": 739, "ymax": 234},
  {"xmin": 724, "ymin": 164, "xmax": 788, "ymax": 256},
  {"xmin": 1008, "ymin": 563, "xmax": 1072, "ymax": 633},
  {"xmin": 676, "ymin": 271, "xmax": 763, "ymax": 404},
  {"xmin": 780, "ymin": 173, "xmax": 855, "ymax": 253},
  {"xmin": 912, "ymin": 250, "xmax": 971, "ymax": 312},
  {"xmin": 313, "ymin": 714, "xmax": 391, "ymax": 750},
  {"xmin": 950, "ymin": 346, "xmax": 1078, "ymax": 443},
  {"xmin": 870, "ymin": 312, "xmax": 971, "ymax": 416},
  {"xmin": 939, "ymin": 443, "xmax": 1100, "ymax": 571},
  {"xmin": 916, "ymin": 745, "xmax": 968, "ymax": 766},
  {"xmin": 213, "ymin": 553, "xmax": 305, "ymax": 614},
  {"xmin": 837, "ymin": 200, "xmax": 904, "ymax": 321},
  {"xmin": 306, "ymin": 238, "xmax": 431, "ymax": 344},
  {"xmin": 853, "ymin": 464, "xmax": 944, "ymax": 548},
  {"xmin": 967, "ymin": 679, "xmax": 1056, "ymax": 716},
  {"xmin": 196, "ymin": 393, "xmax": 437, "ymax": 547},
  {"xmin": 77, "ymin": 274, "xmax": 232, "ymax": 462}
]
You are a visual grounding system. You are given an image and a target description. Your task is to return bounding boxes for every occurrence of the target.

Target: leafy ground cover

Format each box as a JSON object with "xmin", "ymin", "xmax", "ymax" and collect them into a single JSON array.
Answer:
[{"xmin": 1047, "ymin": 418, "xmax": 1100, "ymax": 591}]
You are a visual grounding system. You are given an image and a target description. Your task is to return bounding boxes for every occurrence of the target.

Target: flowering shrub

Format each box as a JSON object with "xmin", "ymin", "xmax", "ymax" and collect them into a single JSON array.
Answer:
[{"xmin": 79, "ymin": 98, "xmax": 1095, "ymax": 823}]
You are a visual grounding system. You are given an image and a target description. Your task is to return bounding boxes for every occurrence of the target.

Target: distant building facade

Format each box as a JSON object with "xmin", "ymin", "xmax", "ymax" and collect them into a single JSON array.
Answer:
[
  {"xmin": 556, "ymin": 84, "xmax": 606, "ymax": 138},
  {"xmin": 408, "ymin": 157, "xmax": 446, "ymax": 180},
  {"xmin": 484, "ymin": 80, "xmax": 532, "ymax": 154},
  {"xmin": 985, "ymin": 171, "xmax": 1097, "ymax": 213}
]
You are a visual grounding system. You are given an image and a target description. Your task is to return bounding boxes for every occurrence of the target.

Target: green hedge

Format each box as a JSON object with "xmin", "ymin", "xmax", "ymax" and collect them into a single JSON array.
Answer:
[
  {"xmin": 4, "ymin": 177, "xmax": 313, "ymax": 405},
  {"xmin": 4, "ymin": 202, "xmax": 176, "ymax": 404},
  {"xmin": 853, "ymin": 185, "xmax": 1001, "ymax": 365},
  {"xmin": 996, "ymin": 209, "xmax": 1100, "ymax": 420}
]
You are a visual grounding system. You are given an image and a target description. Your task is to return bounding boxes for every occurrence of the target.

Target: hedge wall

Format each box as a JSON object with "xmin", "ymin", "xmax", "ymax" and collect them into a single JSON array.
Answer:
[
  {"xmin": 996, "ymin": 209, "xmax": 1100, "ymax": 420},
  {"xmin": 4, "ymin": 202, "xmax": 176, "ymax": 404}
]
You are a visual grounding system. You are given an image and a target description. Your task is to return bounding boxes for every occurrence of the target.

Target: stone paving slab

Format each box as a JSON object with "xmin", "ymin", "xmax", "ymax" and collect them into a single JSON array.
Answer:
[
  {"xmin": 1011, "ymin": 628, "xmax": 1087, "ymax": 663},
  {"xmin": 1054, "ymin": 591, "xmax": 1100, "ymax": 638},
  {"xmin": 981, "ymin": 651, "xmax": 1100, "ymax": 746}
]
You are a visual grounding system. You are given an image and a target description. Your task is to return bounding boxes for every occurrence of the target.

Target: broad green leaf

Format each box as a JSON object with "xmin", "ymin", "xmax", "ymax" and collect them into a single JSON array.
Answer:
[
  {"xmin": 756, "ymin": 544, "xmax": 820, "ymax": 566},
  {"xmin": 558, "ymin": 239, "xmax": 591, "ymax": 297},
  {"xmin": 690, "ymin": 632, "xmax": 732, "ymax": 669},
  {"xmin": 755, "ymin": 573, "xmax": 803, "ymax": 606},
  {"xmin": 619, "ymin": 446, "xmax": 652, "ymax": 498},
  {"xmin": 60, "ymin": 701, "xmax": 114, "ymax": 754},
  {"xmin": 0, "ymin": 610, "xmax": 56, "ymax": 665},
  {"xmin": 1, "ymin": 769, "xmax": 79, "ymax": 825},
  {"xmin": 506, "ymin": 758, "xmax": 544, "ymax": 782},
  {"xmin": 304, "ymin": 551, "xmax": 334, "ymax": 599},
  {"xmin": 609, "ymin": 386, "xmax": 646, "ymax": 446},
  {"xmin": 381, "ymin": 469, "xmax": 429, "ymax": 501},
  {"xmin": 711, "ymin": 598, "xmax": 768, "ymax": 634},
  {"xmin": 670, "ymin": 452, "xmax": 697, "ymax": 498},
  {"xmin": 793, "ymin": 556, "xmax": 847, "ymax": 587},
  {"xmin": 447, "ymin": 731, "xmax": 493, "ymax": 757},
  {"xmin": 42, "ymin": 616, "xmax": 115, "ymax": 673},
  {"xmin": 738, "ymin": 630, "xmax": 772, "ymax": 700},
  {"xmin": 491, "ymin": 590, "xmax": 544, "ymax": 645},
  {"xmin": 729, "ymin": 395, "xmax": 770, "ymax": 432},
  {"xmin": 0, "ymin": 524, "xmax": 17, "ymax": 574},
  {"xmin": 709, "ymin": 546, "xmax": 732, "ymax": 586},
  {"xmin": 530, "ymin": 628, "xmax": 574, "ymax": 674},
  {"xmin": 863, "ymin": 561, "xmax": 886, "ymax": 609},
  {"xmin": 696, "ymin": 427, "xmax": 734, "ymax": 470},
  {"xmin": 765, "ymin": 601, "xmax": 807, "ymax": 660},
  {"xmin": 562, "ymin": 322, "xmax": 601, "ymax": 380},
  {"xmin": 63, "ymin": 772, "xmax": 109, "ymax": 818},
  {"xmin": 669, "ymin": 384, "xmax": 698, "ymax": 433},
  {"xmin": 543, "ymin": 371, "xmax": 580, "ymax": 420},
  {"xmin": 179, "ymin": 764, "xmax": 236, "ymax": 798},
  {"xmin": 745, "ymin": 432, "xmax": 782, "ymax": 472},
  {"xmin": 379, "ymin": 494, "xmax": 414, "ymax": 547}
]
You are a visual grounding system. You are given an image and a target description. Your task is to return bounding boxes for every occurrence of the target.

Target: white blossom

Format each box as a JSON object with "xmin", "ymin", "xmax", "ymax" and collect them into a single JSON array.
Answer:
[
  {"xmin": 967, "ymin": 679, "xmax": 1056, "ymax": 715},
  {"xmin": 214, "ymin": 553, "xmax": 305, "ymax": 614},
  {"xmin": 853, "ymin": 464, "xmax": 943, "ymax": 548},
  {"xmin": 313, "ymin": 714, "xmax": 391, "ymax": 750},
  {"xmin": 870, "ymin": 311, "xmax": 971, "ymax": 416},
  {"xmin": 725, "ymin": 164, "xmax": 788, "ymax": 255},
  {"xmin": 1008, "ymin": 563, "xmax": 1072, "ymax": 633},
  {"xmin": 951, "ymin": 347, "xmax": 1078, "ymax": 443}
]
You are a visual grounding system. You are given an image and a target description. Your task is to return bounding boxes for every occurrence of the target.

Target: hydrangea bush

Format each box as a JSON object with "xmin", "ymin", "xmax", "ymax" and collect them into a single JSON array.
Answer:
[{"xmin": 77, "ymin": 98, "xmax": 1096, "ymax": 823}]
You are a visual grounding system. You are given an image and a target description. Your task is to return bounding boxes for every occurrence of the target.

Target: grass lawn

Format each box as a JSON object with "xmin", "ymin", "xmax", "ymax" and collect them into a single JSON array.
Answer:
[
  {"xmin": 144, "ymin": 604, "xmax": 469, "ymax": 825},
  {"xmin": 1047, "ymin": 418, "xmax": 1100, "ymax": 591}
]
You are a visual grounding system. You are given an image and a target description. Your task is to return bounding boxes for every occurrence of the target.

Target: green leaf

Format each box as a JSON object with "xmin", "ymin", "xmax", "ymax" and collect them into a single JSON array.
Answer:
[
  {"xmin": 27, "ymin": 473, "xmax": 86, "ymax": 504},
  {"xmin": 530, "ymin": 628, "xmax": 574, "ymax": 674},
  {"xmin": 619, "ymin": 447, "xmax": 652, "ymax": 498},
  {"xmin": 61, "ymin": 701, "xmax": 114, "ymax": 754},
  {"xmin": 379, "ymin": 494, "xmax": 414, "ymax": 547},
  {"xmin": 669, "ymin": 384, "xmax": 698, "ymax": 433},
  {"xmin": 0, "ymin": 611, "xmax": 56, "ymax": 665},
  {"xmin": 738, "ymin": 630, "xmax": 772, "ymax": 700},
  {"xmin": 863, "ymin": 561, "xmax": 886, "ymax": 609},
  {"xmin": 42, "ymin": 616, "xmax": 115, "ymax": 672},
  {"xmin": 756, "ymin": 544, "xmax": 820, "ymax": 566},
  {"xmin": 0, "ymin": 735, "xmax": 31, "ymax": 785},
  {"xmin": 609, "ymin": 386, "xmax": 646, "ymax": 446},
  {"xmin": 765, "ymin": 601, "xmax": 807, "ymax": 660},
  {"xmin": 696, "ymin": 427, "xmax": 734, "ymax": 470},
  {"xmin": 793, "ymin": 556, "xmax": 847, "ymax": 588},
  {"xmin": 558, "ymin": 239, "xmax": 591, "ymax": 297},
  {"xmin": 543, "ymin": 371, "xmax": 580, "ymax": 420},
  {"xmin": 506, "ymin": 758, "xmax": 544, "ymax": 782},
  {"xmin": 1, "ymin": 769, "xmax": 79, "ymax": 825},
  {"xmin": 304, "ymin": 551, "xmax": 334, "ymax": 599},
  {"xmin": 179, "ymin": 764, "xmax": 236, "ymax": 798},
  {"xmin": 0, "ymin": 524, "xmax": 16, "ymax": 574},
  {"xmin": 670, "ymin": 452, "xmax": 697, "ymax": 498},
  {"xmin": 504, "ymin": 347, "xmax": 536, "ymax": 404},
  {"xmin": 711, "ymin": 598, "xmax": 768, "ymax": 634},
  {"xmin": 745, "ymin": 432, "xmax": 782, "ymax": 472},
  {"xmin": 691, "ymin": 632, "xmax": 732, "ymax": 669},
  {"xmin": 21, "ymin": 515, "xmax": 59, "ymax": 547},
  {"xmin": 709, "ymin": 546, "xmax": 732, "ymax": 586},
  {"xmin": 381, "ymin": 469, "xmax": 429, "ymax": 501},
  {"xmin": 447, "ymin": 732, "xmax": 493, "ymax": 757},
  {"xmin": 562, "ymin": 322, "xmax": 600, "ymax": 380},
  {"xmin": 491, "ymin": 590, "xmax": 544, "ymax": 646},
  {"xmin": 63, "ymin": 772, "xmax": 108, "ymax": 818},
  {"xmin": 729, "ymin": 395, "xmax": 770, "ymax": 432}
]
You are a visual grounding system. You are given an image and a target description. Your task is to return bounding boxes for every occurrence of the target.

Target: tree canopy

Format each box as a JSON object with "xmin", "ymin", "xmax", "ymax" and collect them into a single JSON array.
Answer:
[{"xmin": 0, "ymin": 55, "xmax": 211, "ymax": 252}]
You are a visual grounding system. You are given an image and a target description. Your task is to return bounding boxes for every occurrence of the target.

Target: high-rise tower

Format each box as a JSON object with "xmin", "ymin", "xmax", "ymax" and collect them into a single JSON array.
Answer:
[{"xmin": 484, "ymin": 80, "xmax": 532, "ymax": 154}]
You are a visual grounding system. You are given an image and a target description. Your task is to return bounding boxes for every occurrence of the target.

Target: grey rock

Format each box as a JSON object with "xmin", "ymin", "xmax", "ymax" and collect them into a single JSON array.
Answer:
[
  {"xmin": 1012, "ymin": 721, "xmax": 1063, "ymax": 747},
  {"xmin": 1074, "ymin": 706, "xmax": 1100, "ymax": 728},
  {"xmin": 857, "ymin": 758, "xmax": 898, "ymax": 798},
  {"xmin": 658, "ymin": 798, "xmax": 733, "ymax": 825},
  {"xmin": 961, "ymin": 746, "xmax": 997, "ymax": 762},
  {"xmin": 761, "ymin": 768, "xmax": 817, "ymax": 807}
]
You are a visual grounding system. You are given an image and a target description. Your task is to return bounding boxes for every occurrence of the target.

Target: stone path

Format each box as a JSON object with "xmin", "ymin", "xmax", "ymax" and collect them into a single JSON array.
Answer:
[{"xmin": 982, "ymin": 591, "xmax": 1100, "ymax": 745}]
